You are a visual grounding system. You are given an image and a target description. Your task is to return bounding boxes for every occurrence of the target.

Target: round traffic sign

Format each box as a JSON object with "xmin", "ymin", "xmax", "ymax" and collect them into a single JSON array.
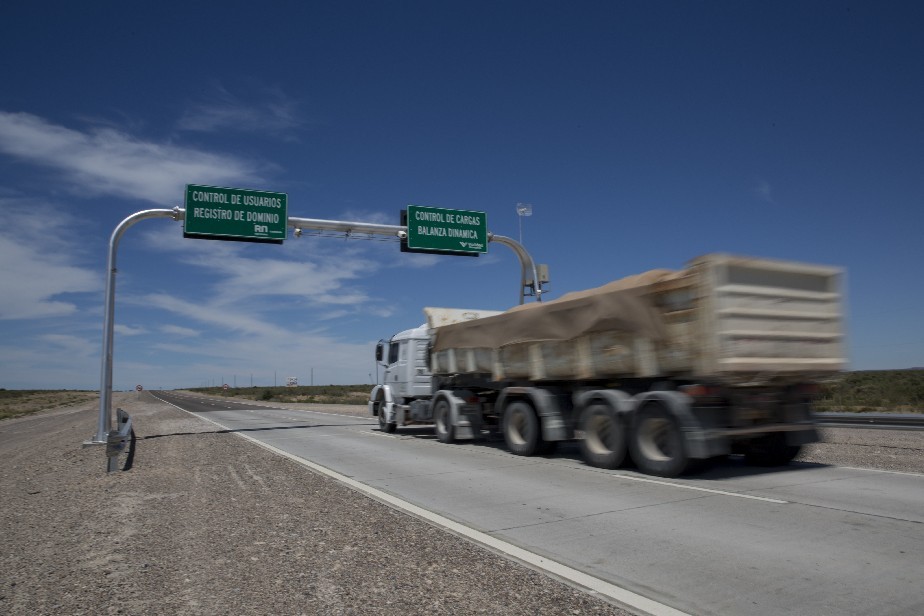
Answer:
[
  {"xmin": 136, "ymin": 384, "xmax": 143, "ymax": 392},
  {"xmin": 223, "ymin": 383, "xmax": 229, "ymax": 390}
]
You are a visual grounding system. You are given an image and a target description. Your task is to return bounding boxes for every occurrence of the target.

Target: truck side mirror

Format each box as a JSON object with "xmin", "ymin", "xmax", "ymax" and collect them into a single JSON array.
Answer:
[{"xmin": 375, "ymin": 341, "xmax": 384, "ymax": 363}]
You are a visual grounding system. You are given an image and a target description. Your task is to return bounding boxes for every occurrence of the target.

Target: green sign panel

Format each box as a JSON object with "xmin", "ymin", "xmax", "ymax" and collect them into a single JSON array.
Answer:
[
  {"xmin": 184, "ymin": 184, "xmax": 288, "ymax": 243},
  {"xmin": 406, "ymin": 205, "xmax": 487, "ymax": 254}
]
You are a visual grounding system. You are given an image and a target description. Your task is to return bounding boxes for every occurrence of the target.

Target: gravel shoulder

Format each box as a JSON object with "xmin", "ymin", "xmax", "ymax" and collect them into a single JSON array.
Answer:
[
  {"xmin": 2, "ymin": 394, "xmax": 922, "ymax": 616},
  {"xmin": 797, "ymin": 426, "xmax": 924, "ymax": 473},
  {"xmin": 1, "ymin": 394, "xmax": 633, "ymax": 616}
]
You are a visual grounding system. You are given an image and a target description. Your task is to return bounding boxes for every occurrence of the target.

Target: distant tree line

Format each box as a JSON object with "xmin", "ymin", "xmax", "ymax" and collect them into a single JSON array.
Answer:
[{"xmin": 816, "ymin": 370, "xmax": 924, "ymax": 412}]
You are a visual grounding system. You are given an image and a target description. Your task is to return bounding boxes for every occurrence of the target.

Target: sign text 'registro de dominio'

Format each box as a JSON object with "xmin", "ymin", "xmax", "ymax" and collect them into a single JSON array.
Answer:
[{"xmin": 184, "ymin": 184, "xmax": 288, "ymax": 243}]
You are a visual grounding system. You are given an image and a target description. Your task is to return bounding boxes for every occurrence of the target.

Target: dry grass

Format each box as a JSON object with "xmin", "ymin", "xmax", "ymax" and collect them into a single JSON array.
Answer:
[
  {"xmin": 191, "ymin": 384, "xmax": 371, "ymax": 405},
  {"xmin": 0, "ymin": 390, "xmax": 98, "ymax": 421}
]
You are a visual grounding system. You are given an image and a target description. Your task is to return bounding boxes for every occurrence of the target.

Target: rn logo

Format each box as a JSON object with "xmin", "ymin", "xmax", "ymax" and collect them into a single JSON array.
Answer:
[{"xmin": 254, "ymin": 224, "xmax": 269, "ymax": 234}]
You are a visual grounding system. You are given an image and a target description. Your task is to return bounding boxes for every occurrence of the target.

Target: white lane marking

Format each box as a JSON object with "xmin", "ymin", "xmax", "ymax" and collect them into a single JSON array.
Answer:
[
  {"xmin": 609, "ymin": 474, "xmax": 789, "ymax": 504},
  {"xmin": 238, "ymin": 431, "xmax": 693, "ymax": 616},
  {"xmin": 839, "ymin": 466, "xmax": 924, "ymax": 478},
  {"xmin": 157, "ymin": 396, "xmax": 691, "ymax": 616},
  {"xmin": 363, "ymin": 430, "xmax": 396, "ymax": 438}
]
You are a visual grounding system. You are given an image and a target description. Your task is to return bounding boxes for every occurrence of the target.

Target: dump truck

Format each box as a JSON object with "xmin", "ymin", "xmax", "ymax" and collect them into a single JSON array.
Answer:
[{"xmin": 369, "ymin": 254, "xmax": 845, "ymax": 477}]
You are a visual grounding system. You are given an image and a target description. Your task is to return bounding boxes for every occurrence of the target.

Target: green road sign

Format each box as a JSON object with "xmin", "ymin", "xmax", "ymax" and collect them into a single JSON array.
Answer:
[
  {"xmin": 184, "ymin": 184, "xmax": 288, "ymax": 243},
  {"xmin": 406, "ymin": 205, "xmax": 487, "ymax": 254}
]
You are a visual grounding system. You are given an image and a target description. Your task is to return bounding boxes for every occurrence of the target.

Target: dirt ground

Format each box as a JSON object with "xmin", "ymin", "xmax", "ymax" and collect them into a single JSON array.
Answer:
[{"xmin": 0, "ymin": 394, "xmax": 633, "ymax": 616}]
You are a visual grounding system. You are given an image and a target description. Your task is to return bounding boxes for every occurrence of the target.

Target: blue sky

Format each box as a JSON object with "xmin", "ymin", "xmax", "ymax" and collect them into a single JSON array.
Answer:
[{"xmin": 1, "ymin": 1, "xmax": 922, "ymax": 390}]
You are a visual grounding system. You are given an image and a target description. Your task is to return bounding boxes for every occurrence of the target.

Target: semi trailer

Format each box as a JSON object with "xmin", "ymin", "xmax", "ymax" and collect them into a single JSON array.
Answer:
[{"xmin": 369, "ymin": 253, "xmax": 845, "ymax": 477}]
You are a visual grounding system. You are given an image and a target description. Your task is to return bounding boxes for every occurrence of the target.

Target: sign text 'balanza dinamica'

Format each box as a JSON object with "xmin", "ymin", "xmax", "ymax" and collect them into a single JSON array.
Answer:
[{"xmin": 406, "ymin": 205, "xmax": 487, "ymax": 254}]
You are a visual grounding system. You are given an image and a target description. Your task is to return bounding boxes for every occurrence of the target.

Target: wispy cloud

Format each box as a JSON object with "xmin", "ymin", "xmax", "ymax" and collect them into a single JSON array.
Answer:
[
  {"xmin": 139, "ymin": 293, "xmax": 281, "ymax": 337},
  {"xmin": 177, "ymin": 83, "xmax": 304, "ymax": 139},
  {"xmin": 138, "ymin": 226, "xmax": 379, "ymax": 308},
  {"xmin": 0, "ymin": 111, "xmax": 266, "ymax": 204},
  {"xmin": 0, "ymin": 334, "xmax": 100, "ymax": 389},
  {"xmin": 132, "ymin": 293, "xmax": 377, "ymax": 386},
  {"xmin": 161, "ymin": 324, "xmax": 199, "ymax": 337},
  {"xmin": 0, "ymin": 199, "xmax": 101, "ymax": 320},
  {"xmin": 114, "ymin": 324, "xmax": 147, "ymax": 336},
  {"xmin": 39, "ymin": 333, "xmax": 98, "ymax": 358},
  {"xmin": 755, "ymin": 179, "xmax": 775, "ymax": 204}
]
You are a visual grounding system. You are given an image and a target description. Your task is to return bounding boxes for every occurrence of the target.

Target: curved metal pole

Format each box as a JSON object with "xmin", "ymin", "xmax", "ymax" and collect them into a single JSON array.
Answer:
[
  {"xmin": 488, "ymin": 234, "xmax": 542, "ymax": 304},
  {"xmin": 92, "ymin": 207, "xmax": 184, "ymax": 443}
]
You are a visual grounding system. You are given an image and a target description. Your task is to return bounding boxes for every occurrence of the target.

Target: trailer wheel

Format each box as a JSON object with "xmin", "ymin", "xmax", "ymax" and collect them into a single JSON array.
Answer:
[
  {"xmin": 629, "ymin": 403, "xmax": 689, "ymax": 477},
  {"xmin": 744, "ymin": 433, "xmax": 801, "ymax": 466},
  {"xmin": 433, "ymin": 399, "xmax": 455, "ymax": 443},
  {"xmin": 579, "ymin": 403, "xmax": 627, "ymax": 469},
  {"xmin": 503, "ymin": 401, "xmax": 541, "ymax": 456},
  {"xmin": 377, "ymin": 401, "xmax": 396, "ymax": 433}
]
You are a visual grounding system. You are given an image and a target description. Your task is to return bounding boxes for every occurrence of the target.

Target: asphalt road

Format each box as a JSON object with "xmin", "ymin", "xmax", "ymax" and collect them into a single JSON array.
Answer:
[{"xmin": 153, "ymin": 391, "xmax": 924, "ymax": 616}]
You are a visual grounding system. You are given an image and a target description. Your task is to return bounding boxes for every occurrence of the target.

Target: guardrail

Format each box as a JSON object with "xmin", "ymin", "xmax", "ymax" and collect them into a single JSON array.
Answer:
[
  {"xmin": 105, "ymin": 408, "xmax": 135, "ymax": 471},
  {"xmin": 814, "ymin": 412, "xmax": 924, "ymax": 430}
]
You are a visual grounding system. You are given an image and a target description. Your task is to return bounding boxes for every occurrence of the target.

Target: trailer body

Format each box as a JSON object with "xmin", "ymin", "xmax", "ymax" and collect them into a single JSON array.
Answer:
[{"xmin": 370, "ymin": 254, "xmax": 845, "ymax": 476}]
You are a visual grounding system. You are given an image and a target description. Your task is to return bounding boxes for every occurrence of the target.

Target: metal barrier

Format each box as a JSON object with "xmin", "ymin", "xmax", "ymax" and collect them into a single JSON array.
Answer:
[
  {"xmin": 105, "ymin": 408, "xmax": 135, "ymax": 472},
  {"xmin": 814, "ymin": 412, "xmax": 924, "ymax": 430}
]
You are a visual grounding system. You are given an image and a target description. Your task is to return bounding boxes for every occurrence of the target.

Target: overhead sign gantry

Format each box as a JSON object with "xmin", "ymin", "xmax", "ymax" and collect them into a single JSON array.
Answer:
[{"xmin": 88, "ymin": 185, "xmax": 545, "ymax": 471}]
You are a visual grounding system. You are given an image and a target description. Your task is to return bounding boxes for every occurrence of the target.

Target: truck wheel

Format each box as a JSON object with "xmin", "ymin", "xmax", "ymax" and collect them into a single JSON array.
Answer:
[
  {"xmin": 503, "ymin": 401, "xmax": 541, "ymax": 456},
  {"xmin": 579, "ymin": 403, "xmax": 627, "ymax": 469},
  {"xmin": 433, "ymin": 399, "xmax": 455, "ymax": 443},
  {"xmin": 629, "ymin": 403, "xmax": 689, "ymax": 477},
  {"xmin": 377, "ymin": 402, "xmax": 397, "ymax": 433},
  {"xmin": 744, "ymin": 433, "xmax": 801, "ymax": 466}
]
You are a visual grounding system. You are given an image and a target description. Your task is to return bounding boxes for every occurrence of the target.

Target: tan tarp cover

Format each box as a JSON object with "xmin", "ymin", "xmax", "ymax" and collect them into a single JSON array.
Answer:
[{"xmin": 431, "ymin": 269, "xmax": 682, "ymax": 352}]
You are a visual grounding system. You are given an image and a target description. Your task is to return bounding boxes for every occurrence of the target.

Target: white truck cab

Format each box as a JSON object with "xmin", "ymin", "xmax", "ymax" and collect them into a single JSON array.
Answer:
[
  {"xmin": 378, "ymin": 323, "xmax": 431, "ymax": 394},
  {"xmin": 369, "ymin": 308, "xmax": 501, "ymax": 432}
]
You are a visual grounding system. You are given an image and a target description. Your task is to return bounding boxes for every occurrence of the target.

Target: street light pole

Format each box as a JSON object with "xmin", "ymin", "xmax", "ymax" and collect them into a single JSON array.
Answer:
[{"xmin": 516, "ymin": 203, "xmax": 532, "ymax": 245}]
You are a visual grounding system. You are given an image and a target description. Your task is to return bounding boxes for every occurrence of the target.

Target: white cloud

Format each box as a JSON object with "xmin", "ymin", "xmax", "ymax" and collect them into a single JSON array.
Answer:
[
  {"xmin": 126, "ymin": 299, "xmax": 377, "ymax": 388},
  {"xmin": 177, "ymin": 83, "xmax": 304, "ymax": 138},
  {"xmin": 338, "ymin": 209, "xmax": 395, "ymax": 226},
  {"xmin": 0, "ymin": 334, "xmax": 101, "ymax": 389},
  {"xmin": 161, "ymin": 324, "xmax": 199, "ymax": 337},
  {"xmin": 755, "ymin": 179, "xmax": 775, "ymax": 203},
  {"xmin": 138, "ymin": 225, "xmax": 379, "ymax": 308},
  {"xmin": 139, "ymin": 293, "xmax": 281, "ymax": 337},
  {"xmin": 0, "ymin": 111, "xmax": 266, "ymax": 204},
  {"xmin": 0, "ymin": 199, "xmax": 102, "ymax": 320},
  {"xmin": 39, "ymin": 333, "xmax": 98, "ymax": 358},
  {"xmin": 114, "ymin": 324, "xmax": 147, "ymax": 336}
]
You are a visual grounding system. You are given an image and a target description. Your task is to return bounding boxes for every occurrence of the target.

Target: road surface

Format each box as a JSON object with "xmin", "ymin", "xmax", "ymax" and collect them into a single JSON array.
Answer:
[{"xmin": 153, "ymin": 391, "xmax": 924, "ymax": 616}]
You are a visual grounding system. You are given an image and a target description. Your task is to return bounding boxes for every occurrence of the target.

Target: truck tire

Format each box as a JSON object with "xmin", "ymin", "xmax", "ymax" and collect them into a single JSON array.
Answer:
[
  {"xmin": 503, "ymin": 401, "xmax": 541, "ymax": 456},
  {"xmin": 433, "ymin": 399, "xmax": 455, "ymax": 443},
  {"xmin": 579, "ymin": 403, "xmax": 627, "ymax": 469},
  {"xmin": 744, "ymin": 432, "xmax": 801, "ymax": 466},
  {"xmin": 629, "ymin": 402, "xmax": 689, "ymax": 477},
  {"xmin": 377, "ymin": 401, "xmax": 397, "ymax": 433}
]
